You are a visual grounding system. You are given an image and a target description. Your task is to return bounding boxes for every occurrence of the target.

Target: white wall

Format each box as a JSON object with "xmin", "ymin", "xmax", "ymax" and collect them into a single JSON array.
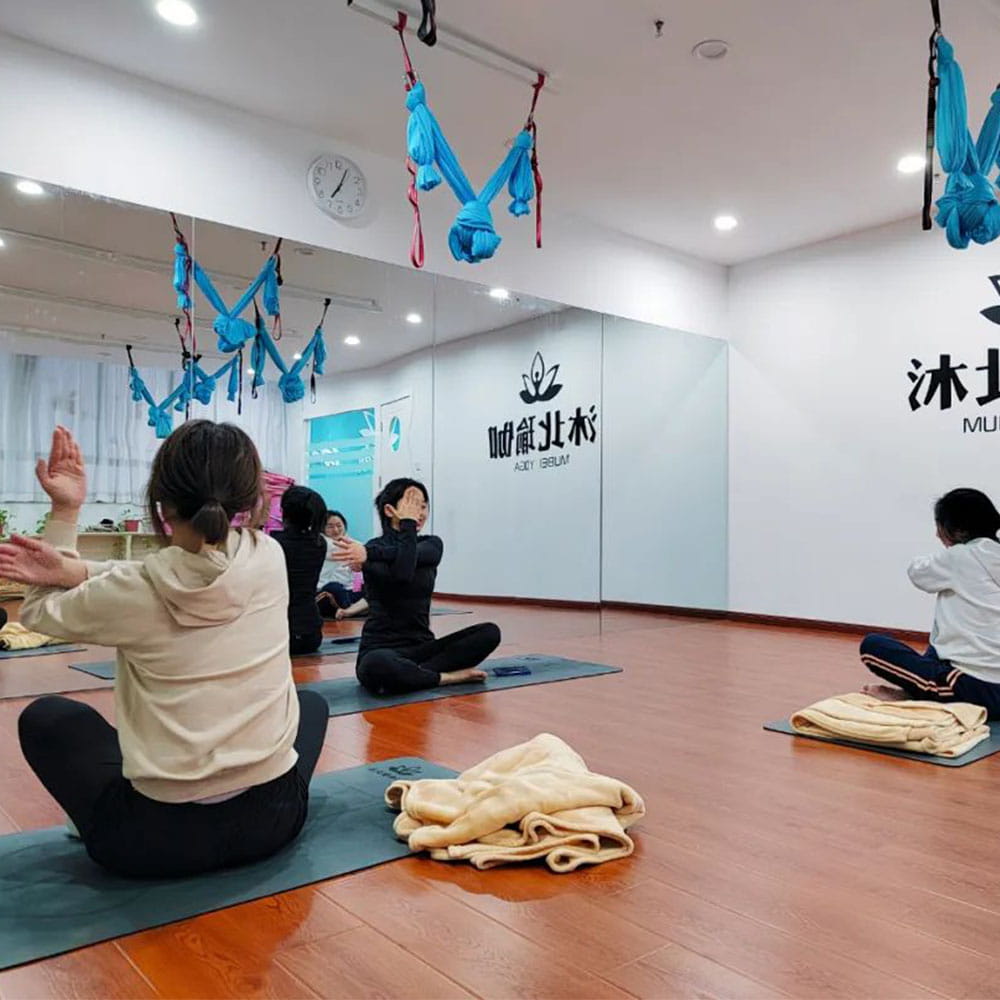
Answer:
[
  {"xmin": 601, "ymin": 317, "xmax": 728, "ymax": 609},
  {"xmin": 728, "ymin": 217, "xmax": 1000, "ymax": 630},
  {"xmin": 0, "ymin": 33, "xmax": 727, "ymax": 341}
]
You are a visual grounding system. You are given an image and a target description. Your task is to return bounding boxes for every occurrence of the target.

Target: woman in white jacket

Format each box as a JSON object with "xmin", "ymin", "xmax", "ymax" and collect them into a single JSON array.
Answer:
[
  {"xmin": 0, "ymin": 422, "xmax": 329, "ymax": 878},
  {"xmin": 860, "ymin": 488, "xmax": 1000, "ymax": 718}
]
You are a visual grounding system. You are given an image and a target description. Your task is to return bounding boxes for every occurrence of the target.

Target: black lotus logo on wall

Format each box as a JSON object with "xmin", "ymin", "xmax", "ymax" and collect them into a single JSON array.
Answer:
[
  {"xmin": 520, "ymin": 352, "xmax": 563, "ymax": 404},
  {"xmin": 982, "ymin": 276, "xmax": 1000, "ymax": 325}
]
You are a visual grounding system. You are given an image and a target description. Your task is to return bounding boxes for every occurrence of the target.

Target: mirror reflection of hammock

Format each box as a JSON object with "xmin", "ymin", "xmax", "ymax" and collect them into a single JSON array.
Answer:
[
  {"xmin": 127, "ymin": 293, "xmax": 330, "ymax": 439},
  {"xmin": 392, "ymin": 11, "xmax": 545, "ymax": 266},
  {"xmin": 925, "ymin": 0, "xmax": 1000, "ymax": 248}
]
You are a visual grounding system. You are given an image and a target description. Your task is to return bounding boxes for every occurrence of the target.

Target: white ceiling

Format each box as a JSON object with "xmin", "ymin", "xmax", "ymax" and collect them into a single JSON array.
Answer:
[
  {"xmin": 0, "ymin": 175, "xmax": 561, "ymax": 369},
  {"xmin": 2, "ymin": 0, "xmax": 1000, "ymax": 264}
]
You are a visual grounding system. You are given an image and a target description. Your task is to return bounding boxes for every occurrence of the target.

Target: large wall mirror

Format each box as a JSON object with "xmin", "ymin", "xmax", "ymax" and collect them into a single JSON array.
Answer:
[{"xmin": 0, "ymin": 170, "xmax": 726, "ymax": 631}]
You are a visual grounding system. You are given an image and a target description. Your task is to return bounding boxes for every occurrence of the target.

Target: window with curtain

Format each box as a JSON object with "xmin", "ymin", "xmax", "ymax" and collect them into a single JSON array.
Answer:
[{"xmin": 0, "ymin": 350, "xmax": 301, "ymax": 502}]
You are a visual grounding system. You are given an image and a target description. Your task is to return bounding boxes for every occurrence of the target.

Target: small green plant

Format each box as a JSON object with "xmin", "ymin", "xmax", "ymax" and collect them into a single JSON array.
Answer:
[
  {"xmin": 0, "ymin": 508, "xmax": 10, "ymax": 538},
  {"xmin": 33, "ymin": 511, "xmax": 50, "ymax": 537}
]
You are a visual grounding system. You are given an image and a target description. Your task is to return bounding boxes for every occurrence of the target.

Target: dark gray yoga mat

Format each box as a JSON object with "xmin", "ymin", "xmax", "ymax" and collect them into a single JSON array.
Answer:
[
  {"xmin": 763, "ymin": 718, "xmax": 1000, "ymax": 767},
  {"xmin": 0, "ymin": 757, "xmax": 455, "ymax": 971},
  {"xmin": 70, "ymin": 636, "xmax": 364, "ymax": 680},
  {"xmin": 431, "ymin": 607, "xmax": 472, "ymax": 616},
  {"xmin": 0, "ymin": 643, "xmax": 85, "ymax": 660},
  {"xmin": 302, "ymin": 654, "xmax": 622, "ymax": 717}
]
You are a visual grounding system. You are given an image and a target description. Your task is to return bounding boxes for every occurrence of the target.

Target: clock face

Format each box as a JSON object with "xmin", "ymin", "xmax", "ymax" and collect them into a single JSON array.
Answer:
[{"xmin": 309, "ymin": 155, "xmax": 367, "ymax": 220}]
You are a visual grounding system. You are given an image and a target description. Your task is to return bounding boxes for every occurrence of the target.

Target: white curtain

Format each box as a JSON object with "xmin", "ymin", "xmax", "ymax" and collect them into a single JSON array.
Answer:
[{"xmin": 0, "ymin": 350, "xmax": 301, "ymax": 503}]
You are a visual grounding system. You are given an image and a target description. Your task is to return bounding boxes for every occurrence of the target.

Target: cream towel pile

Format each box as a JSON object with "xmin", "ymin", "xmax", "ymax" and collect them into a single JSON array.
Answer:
[
  {"xmin": 791, "ymin": 692, "xmax": 990, "ymax": 757},
  {"xmin": 385, "ymin": 733, "xmax": 644, "ymax": 873},
  {"xmin": 0, "ymin": 622, "xmax": 62, "ymax": 651}
]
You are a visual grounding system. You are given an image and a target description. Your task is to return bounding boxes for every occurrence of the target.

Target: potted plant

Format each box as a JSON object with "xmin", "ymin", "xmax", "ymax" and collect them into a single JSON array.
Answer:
[
  {"xmin": 0, "ymin": 508, "xmax": 10, "ymax": 539},
  {"xmin": 118, "ymin": 508, "xmax": 142, "ymax": 533}
]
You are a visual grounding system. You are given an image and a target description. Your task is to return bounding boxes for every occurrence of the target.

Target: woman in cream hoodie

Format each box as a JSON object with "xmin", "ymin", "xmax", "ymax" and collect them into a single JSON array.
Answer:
[{"xmin": 0, "ymin": 422, "xmax": 328, "ymax": 878}]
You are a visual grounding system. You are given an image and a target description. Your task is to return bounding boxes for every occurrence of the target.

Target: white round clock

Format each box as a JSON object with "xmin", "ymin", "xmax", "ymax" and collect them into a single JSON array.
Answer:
[{"xmin": 308, "ymin": 154, "xmax": 368, "ymax": 221}]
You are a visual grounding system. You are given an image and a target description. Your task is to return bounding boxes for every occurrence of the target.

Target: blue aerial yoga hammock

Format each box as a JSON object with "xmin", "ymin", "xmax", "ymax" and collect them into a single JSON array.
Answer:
[
  {"xmin": 126, "ymin": 344, "xmax": 242, "ymax": 439},
  {"xmin": 249, "ymin": 297, "xmax": 329, "ymax": 404},
  {"xmin": 392, "ymin": 11, "xmax": 545, "ymax": 266},
  {"xmin": 191, "ymin": 252, "xmax": 282, "ymax": 352},
  {"xmin": 925, "ymin": 0, "xmax": 1000, "ymax": 248}
]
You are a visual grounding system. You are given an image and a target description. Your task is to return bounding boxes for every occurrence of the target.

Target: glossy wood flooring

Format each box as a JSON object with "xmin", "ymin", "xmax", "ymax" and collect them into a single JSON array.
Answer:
[{"xmin": 0, "ymin": 600, "xmax": 996, "ymax": 999}]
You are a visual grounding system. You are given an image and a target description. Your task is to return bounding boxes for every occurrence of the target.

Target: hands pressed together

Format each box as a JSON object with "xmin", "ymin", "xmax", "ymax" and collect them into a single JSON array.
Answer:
[{"xmin": 0, "ymin": 426, "xmax": 89, "ymax": 590}]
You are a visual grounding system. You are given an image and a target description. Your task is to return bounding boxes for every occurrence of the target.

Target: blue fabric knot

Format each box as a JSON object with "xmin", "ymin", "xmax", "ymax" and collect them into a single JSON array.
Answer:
[
  {"xmin": 173, "ymin": 243, "xmax": 191, "ymax": 310},
  {"xmin": 214, "ymin": 315, "xmax": 256, "ymax": 353},
  {"xmin": 406, "ymin": 85, "xmax": 442, "ymax": 192},
  {"xmin": 263, "ymin": 259, "xmax": 280, "ymax": 319},
  {"xmin": 226, "ymin": 360, "xmax": 239, "ymax": 402},
  {"xmin": 507, "ymin": 131, "xmax": 535, "ymax": 217},
  {"xmin": 933, "ymin": 34, "xmax": 1000, "ymax": 248},
  {"xmin": 279, "ymin": 372, "xmax": 305, "ymax": 403},
  {"xmin": 149, "ymin": 406, "xmax": 172, "ymax": 439},
  {"xmin": 448, "ymin": 200, "xmax": 502, "ymax": 263},
  {"xmin": 313, "ymin": 334, "xmax": 327, "ymax": 376},
  {"xmin": 129, "ymin": 369, "xmax": 146, "ymax": 403},
  {"xmin": 193, "ymin": 375, "xmax": 215, "ymax": 405}
]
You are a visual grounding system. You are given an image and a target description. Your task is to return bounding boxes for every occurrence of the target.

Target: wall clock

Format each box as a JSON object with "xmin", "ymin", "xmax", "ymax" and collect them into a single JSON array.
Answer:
[{"xmin": 308, "ymin": 154, "xmax": 368, "ymax": 221}]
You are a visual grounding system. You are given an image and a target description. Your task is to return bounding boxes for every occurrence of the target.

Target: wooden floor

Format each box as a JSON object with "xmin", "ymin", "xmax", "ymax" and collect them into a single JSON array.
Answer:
[{"xmin": 0, "ymin": 600, "xmax": 997, "ymax": 999}]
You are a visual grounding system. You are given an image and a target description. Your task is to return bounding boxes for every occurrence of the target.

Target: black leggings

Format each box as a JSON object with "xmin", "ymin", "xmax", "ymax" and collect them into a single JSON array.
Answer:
[
  {"xmin": 18, "ymin": 689, "xmax": 329, "ymax": 879},
  {"xmin": 356, "ymin": 622, "xmax": 501, "ymax": 695},
  {"xmin": 290, "ymin": 629, "xmax": 323, "ymax": 656}
]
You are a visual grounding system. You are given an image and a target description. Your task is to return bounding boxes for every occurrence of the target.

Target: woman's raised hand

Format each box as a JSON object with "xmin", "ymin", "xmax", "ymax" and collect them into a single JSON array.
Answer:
[
  {"xmin": 0, "ymin": 535, "xmax": 86, "ymax": 589},
  {"xmin": 333, "ymin": 536, "xmax": 367, "ymax": 571},
  {"xmin": 390, "ymin": 487, "xmax": 425, "ymax": 524},
  {"xmin": 36, "ymin": 426, "xmax": 87, "ymax": 517}
]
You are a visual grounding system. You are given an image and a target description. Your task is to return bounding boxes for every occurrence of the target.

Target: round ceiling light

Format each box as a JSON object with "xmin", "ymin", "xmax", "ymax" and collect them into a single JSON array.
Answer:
[
  {"xmin": 405, "ymin": 312, "xmax": 422, "ymax": 325},
  {"xmin": 155, "ymin": 0, "xmax": 198, "ymax": 26},
  {"xmin": 897, "ymin": 154, "xmax": 926, "ymax": 175},
  {"xmin": 344, "ymin": 335, "xmax": 361, "ymax": 346},
  {"xmin": 489, "ymin": 287, "xmax": 510, "ymax": 301},
  {"xmin": 692, "ymin": 39, "xmax": 730, "ymax": 60},
  {"xmin": 15, "ymin": 179, "xmax": 45, "ymax": 196},
  {"xmin": 713, "ymin": 214, "xmax": 739, "ymax": 232}
]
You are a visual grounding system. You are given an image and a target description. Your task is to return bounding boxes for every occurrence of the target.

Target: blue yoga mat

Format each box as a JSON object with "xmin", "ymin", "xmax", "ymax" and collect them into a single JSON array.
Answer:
[
  {"xmin": 0, "ymin": 644, "xmax": 85, "ymax": 660},
  {"xmin": 302, "ymin": 654, "xmax": 622, "ymax": 717},
  {"xmin": 70, "ymin": 636, "xmax": 364, "ymax": 681},
  {"xmin": 0, "ymin": 757, "xmax": 455, "ymax": 971},
  {"xmin": 763, "ymin": 718, "xmax": 1000, "ymax": 767}
]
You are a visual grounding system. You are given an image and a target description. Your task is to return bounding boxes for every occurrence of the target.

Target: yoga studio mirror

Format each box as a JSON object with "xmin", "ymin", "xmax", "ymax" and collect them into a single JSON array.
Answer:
[{"xmin": 0, "ymin": 169, "xmax": 726, "ymax": 627}]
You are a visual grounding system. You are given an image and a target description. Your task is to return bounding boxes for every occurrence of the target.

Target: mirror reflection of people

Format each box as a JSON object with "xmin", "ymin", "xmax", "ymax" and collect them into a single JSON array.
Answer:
[
  {"xmin": 335, "ymin": 478, "xmax": 500, "ymax": 694},
  {"xmin": 273, "ymin": 487, "xmax": 328, "ymax": 656},
  {"xmin": 860, "ymin": 488, "xmax": 1000, "ymax": 717},
  {"xmin": 316, "ymin": 510, "xmax": 366, "ymax": 619},
  {"xmin": 0, "ymin": 423, "xmax": 328, "ymax": 878}
]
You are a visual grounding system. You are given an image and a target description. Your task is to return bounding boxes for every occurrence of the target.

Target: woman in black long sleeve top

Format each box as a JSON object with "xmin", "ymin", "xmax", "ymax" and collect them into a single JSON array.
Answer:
[
  {"xmin": 272, "ymin": 486, "xmax": 328, "ymax": 656},
  {"xmin": 334, "ymin": 478, "xmax": 501, "ymax": 695}
]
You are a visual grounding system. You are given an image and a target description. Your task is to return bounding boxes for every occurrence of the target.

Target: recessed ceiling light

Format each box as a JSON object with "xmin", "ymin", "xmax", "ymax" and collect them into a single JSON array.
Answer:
[
  {"xmin": 155, "ymin": 0, "xmax": 198, "ymax": 27},
  {"xmin": 292, "ymin": 352, "xmax": 303, "ymax": 360},
  {"xmin": 0, "ymin": 238, "xmax": 6, "ymax": 249},
  {"xmin": 405, "ymin": 312, "xmax": 422, "ymax": 325},
  {"xmin": 15, "ymin": 179, "xmax": 44, "ymax": 196},
  {"xmin": 344, "ymin": 335, "xmax": 361, "ymax": 346},
  {"xmin": 489, "ymin": 287, "xmax": 510, "ymax": 301},
  {"xmin": 897, "ymin": 153, "xmax": 926, "ymax": 175},
  {"xmin": 713, "ymin": 214, "xmax": 738, "ymax": 232},
  {"xmin": 246, "ymin": 367, "xmax": 255, "ymax": 375},
  {"xmin": 693, "ymin": 39, "xmax": 729, "ymax": 60}
]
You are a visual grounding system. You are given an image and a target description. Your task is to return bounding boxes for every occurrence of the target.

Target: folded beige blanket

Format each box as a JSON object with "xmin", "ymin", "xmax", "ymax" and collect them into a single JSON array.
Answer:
[
  {"xmin": 791, "ymin": 692, "xmax": 990, "ymax": 758},
  {"xmin": 385, "ymin": 732, "xmax": 644, "ymax": 873},
  {"xmin": 0, "ymin": 622, "xmax": 62, "ymax": 651}
]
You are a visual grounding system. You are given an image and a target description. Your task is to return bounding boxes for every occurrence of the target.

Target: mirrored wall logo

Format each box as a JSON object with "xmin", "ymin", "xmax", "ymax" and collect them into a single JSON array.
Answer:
[
  {"xmin": 389, "ymin": 416, "xmax": 402, "ymax": 452},
  {"xmin": 520, "ymin": 352, "xmax": 563, "ymax": 404},
  {"xmin": 488, "ymin": 350, "xmax": 598, "ymax": 470}
]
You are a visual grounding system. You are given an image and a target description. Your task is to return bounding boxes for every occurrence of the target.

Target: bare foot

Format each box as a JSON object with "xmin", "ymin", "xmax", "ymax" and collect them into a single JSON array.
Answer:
[
  {"xmin": 861, "ymin": 683, "xmax": 908, "ymax": 702},
  {"xmin": 439, "ymin": 667, "xmax": 488, "ymax": 686}
]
